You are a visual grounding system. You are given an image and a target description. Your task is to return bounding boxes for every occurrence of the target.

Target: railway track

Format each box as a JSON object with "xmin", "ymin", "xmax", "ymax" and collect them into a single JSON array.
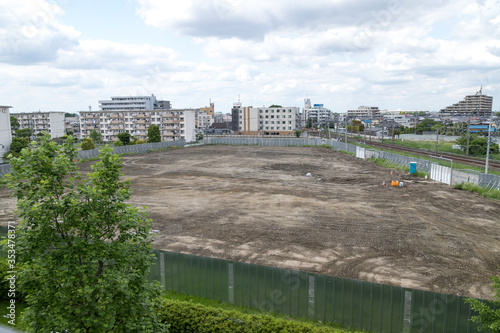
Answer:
[{"xmin": 349, "ymin": 138, "xmax": 500, "ymax": 171}]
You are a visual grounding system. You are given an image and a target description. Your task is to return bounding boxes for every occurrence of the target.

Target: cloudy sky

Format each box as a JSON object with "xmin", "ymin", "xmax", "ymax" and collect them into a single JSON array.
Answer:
[{"xmin": 1, "ymin": 0, "xmax": 499, "ymax": 114}]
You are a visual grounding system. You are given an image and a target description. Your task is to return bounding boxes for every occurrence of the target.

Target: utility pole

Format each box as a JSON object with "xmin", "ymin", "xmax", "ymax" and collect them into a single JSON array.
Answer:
[
  {"xmin": 381, "ymin": 118, "xmax": 384, "ymax": 151},
  {"xmin": 435, "ymin": 127, "xmax": 439, "ymax": 155},
  {"xmin": 466, "ymin": 116, "xmax": 471, "ymax": 156},
  {"xmin": 485, "ymin": 115, "xmax": 492, "ymax": 174}
]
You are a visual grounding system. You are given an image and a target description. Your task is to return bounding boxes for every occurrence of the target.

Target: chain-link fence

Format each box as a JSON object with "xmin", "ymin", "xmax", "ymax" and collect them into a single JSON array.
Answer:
[
  {"xmin": 205, "ymin": 137, "xmax": 500, "ymax": 189},
  {"xmin": 77, "ymin": 139, "xmax": 186, "ymax": 160},
  {"xmin": 0, "ymin": 140, "xmax": 186, "ymax": 177}
]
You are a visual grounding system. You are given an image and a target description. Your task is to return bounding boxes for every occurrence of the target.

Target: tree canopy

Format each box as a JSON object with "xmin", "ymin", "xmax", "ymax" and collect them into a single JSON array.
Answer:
[
  {"xmin": 10, "ymin": 116, "xmax": 19, "ymax": 131},
  {"xmin": 89, "ymin": 129, "xmax": 102, "ymax": 144},
  {"xmin": 3, "ymin": 135, "xmax": 165, "ymax": 332},
  {"xmin": 147, "ymin": 125, "xmax": 161, "ymax": 143},
  {"xmin": 117, "ymin": 132, "xmax": 131, "ymax": 145}
]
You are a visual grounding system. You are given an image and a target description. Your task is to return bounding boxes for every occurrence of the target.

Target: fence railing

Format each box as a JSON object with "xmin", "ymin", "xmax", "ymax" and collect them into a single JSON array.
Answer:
[
  {"xmin": 204, "ymin": 136, "xmax": 500, "ymax": 189},
  {"xmin": 0, "ymin": 226, "xmax": 485, "ymax": 333},
  {"xmin": 0, "ymin": 139, "xmax": 186, "ymax": 177}
]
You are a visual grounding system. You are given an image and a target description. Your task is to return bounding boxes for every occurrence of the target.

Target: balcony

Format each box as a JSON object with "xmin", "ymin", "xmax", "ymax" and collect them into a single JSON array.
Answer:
[
  {"xmin": 110, "ymin": 125, "xmax": 124, "ymax": 131},
  {"xmin": 134, "ymin": 125, "xmax": 147, "ymax": 130},
  {"xmin": 109, "ymin": 113, "xmax": 122, "ymax": 118},
  {"xmin": 133, "ymin": 112, "xmax": 151, "ymax": 118},
  {"xmin": 82, "ymin": 114, "xmax": 100, "ymax": 119},
  {"xmin": 135, "ymin": 119, "xmax": 149, "ymax": 124},
  {"xmin": 110, "ymin": 120, "xmax": 122, "ymax": 125}
]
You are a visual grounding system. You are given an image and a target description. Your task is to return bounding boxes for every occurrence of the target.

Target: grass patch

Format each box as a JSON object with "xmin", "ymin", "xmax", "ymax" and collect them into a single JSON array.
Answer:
[
  {"xmin": 368, "ymin": 158, "xmax": 428, "ymax": 178},
  {"xmin": 454, "ymin": 182, "xmax": 500, "ymax": 200}
]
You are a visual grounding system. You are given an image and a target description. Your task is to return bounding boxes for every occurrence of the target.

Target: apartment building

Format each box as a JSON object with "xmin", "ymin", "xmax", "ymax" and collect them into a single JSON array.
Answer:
[
  {"xmin": 11, "ymin": 111, "xmax": 65, "ymax": 138},
  {"xmin": 235, "ymin": 106, "xmax": 301, "ymax": 135},
  {"xmin": 198, "ymin": 112, "xmax": 214, "ymax": 129},
  {"xmin": 305, "ymin": 104, "xmax": 332, "ymax": 126},
  {"xmin": 79, "ymin": 109, "xmax": 196, "ymax": 143},
  {"xmin": 347, "ymin": 106, "xmax": 381, "ymax": 118},
  {"xmin": 99, "ymin": 94, "xmax": 171, "ymax": 111},
  {"xmin": 0, "ymin": 106, "xmax": 12, "ymax": 163},
  {"xmin": 440, "ymin": 88, "xmax": 493, "ymax": 118}
]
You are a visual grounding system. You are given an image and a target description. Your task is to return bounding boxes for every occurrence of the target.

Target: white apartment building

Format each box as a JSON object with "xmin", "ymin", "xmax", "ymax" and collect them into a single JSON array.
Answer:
[
  {"xmin": 11, "ymin": 111, "xmax": 65, "ymax": 138},
  {"xmin": 236, "ymin": 106, "xmax": 301, "ymax": 135},
  {"xmin": 347, "ymin": 106, "xmax": 381, "ymax": 118},
  {"xmin": 0, "ymin": 106, "xmax": 12, "ymax": 163},
  {"xmin": 79, "ymin": 109, "xmax": 196, "ymax": 143},
  {"xmin": 382, "ymin": 114, "xmax": 417, "ymax": 128},
  {"xmin": 99, "ymin": 94, "xmax": 170, "ymax": 111}
]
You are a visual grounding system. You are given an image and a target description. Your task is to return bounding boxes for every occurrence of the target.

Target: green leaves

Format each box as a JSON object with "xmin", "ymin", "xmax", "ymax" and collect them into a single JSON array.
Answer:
[{"xmin": 3, "ymin": 134, "xmax": 165, "ymax": 332}]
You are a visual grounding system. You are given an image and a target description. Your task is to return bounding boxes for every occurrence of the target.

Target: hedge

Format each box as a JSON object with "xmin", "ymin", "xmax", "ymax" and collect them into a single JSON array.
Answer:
[{"xmin": 156, "ymin": 298, "xmax": 354, "ymax": 333}]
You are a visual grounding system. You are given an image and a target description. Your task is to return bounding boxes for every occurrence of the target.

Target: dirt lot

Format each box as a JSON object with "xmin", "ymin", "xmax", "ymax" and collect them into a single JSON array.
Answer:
[{"xmin": 1, "ymin": 145, "xmax": 499, "ymax": 299}]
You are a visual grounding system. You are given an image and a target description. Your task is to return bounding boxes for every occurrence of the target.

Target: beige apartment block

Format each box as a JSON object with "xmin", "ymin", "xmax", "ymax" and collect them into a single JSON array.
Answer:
[
  {"xmin": 79, "ymin": 109, "xmax": 196, "ymax": 143},
  {"xmin": 235, "ymin": 106, "xmax": 301, "ymax": 136},
  {"xmin": 11, "ymin": 111, "xmax": 65, "ymax": 138}
]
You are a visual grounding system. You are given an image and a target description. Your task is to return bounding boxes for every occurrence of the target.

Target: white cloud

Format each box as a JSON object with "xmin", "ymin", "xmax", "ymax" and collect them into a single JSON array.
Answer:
[{"xmin": 0, "ymin": 0, "xmax": 79, "ymax": 64}]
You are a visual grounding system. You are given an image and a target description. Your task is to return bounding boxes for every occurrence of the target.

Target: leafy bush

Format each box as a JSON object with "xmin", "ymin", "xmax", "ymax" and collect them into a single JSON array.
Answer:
[
  {"xmin": 80, "ymin": 138, "xmax": 95, "ymax": 150},
  {"xmin": 0, "ymin": 259, "xmax": 25, "ymax": 302},
  {"xmin": 136, "ymin": 139, "xmax": 147, "ymax": 144},
  {"xmin": 113, "ymin": 140, "xmax": 123, "ymax": 147},
  {"xmin": 118, "ymin": 132, "xmax": 131, "ymax": 145},
  {"xmin": 156, "ymin": 298, "xmax": 346, "ymax": 333}
]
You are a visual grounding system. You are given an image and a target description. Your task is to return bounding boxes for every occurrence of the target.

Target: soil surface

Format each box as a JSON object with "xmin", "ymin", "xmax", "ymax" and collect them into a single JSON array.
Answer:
[{"xmin": 1, "ymin": 145, "xmax": 499, "ymax": 299}]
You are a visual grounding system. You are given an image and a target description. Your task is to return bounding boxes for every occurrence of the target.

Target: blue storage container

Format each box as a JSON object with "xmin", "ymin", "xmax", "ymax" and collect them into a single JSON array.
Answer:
[{"xmin": 409, "ymin": 162, "xmax": 417, "ymax": 174}]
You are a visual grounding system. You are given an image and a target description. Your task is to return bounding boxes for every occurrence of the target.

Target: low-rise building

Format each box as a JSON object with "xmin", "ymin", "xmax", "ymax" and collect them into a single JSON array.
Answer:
[
  {"xmin": 0, "ymin": 106, "xmax": 13, "ymax": 163},
  {"xmin": 198, "ymin": 112, "xmax": 214, "ymax": 129},
  {"xmin": 347, "ymin": 106, "xmax": 380, "ymax": 118},
  {"xmin": 11, "ymin": 111, "xmax": 65, "ymax": 138}
]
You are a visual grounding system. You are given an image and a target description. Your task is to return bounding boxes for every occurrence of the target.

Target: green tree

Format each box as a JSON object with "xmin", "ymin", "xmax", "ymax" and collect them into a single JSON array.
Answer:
[
  {"xmin": 80, "ymin": 138, "xmax": 95, "ymax": 150},
  {"xmin": 415, "ymin": 118, "xmax": 439, "ymax": 134},
  {"xmin": 89, "ymin": 129, "xmax": 102, "ymax": 144},
  {"xmin": 269, "ymin": 105, "xmax": 282, "ymax": 108},
  {"xmin": 16, "ymin": 128, "xmax": 32, "ymax": 138},
  {"xmin": 306, "ymin": 118, "xmax": 313, "ymax": 129},
  {"xmin": 147, "ymin": 125, "xmax": 161, "ymax": 143},
  {"xmin": 466, "ymin": 274, "xmax": 500, "ymax": 332},
  {"xmin": 195, "ymin": 132, "xmax": 204, "ymax": 141},
  {"xmin": 117, "ymin": 132, "xmax": 131, "ymax": 145},
  {"xmin": 295, "ymin": 130, "xmax": 302, "ymax": 138},
  {"xmin": 3, "ymin": 136, "xmax": 165, "ymax": 332},
  {"xmin": 2, "ymin": 137, "xmax": 29, "ymax": 160},
  {"xmin": 113, "ymin": 140, "xmax": 123, "ymax": 146},
  {"xmin": 456, "ymin": 134, "xmax": 499, "ymax": 156},
  {"xmin": 10, "ymin": 116, "xmax": 19, "ymax": 131},
  {"xmin": 351, "ymin": 120, "xmax": 364, "ymax": 133}
]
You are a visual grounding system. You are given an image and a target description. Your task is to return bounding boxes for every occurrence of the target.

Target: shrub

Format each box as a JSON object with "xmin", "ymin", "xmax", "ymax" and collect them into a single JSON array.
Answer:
[
  {"xmin": 156, "ymin": 298, "xmax": 343, "ymax": 333},
  {"xmin": 80, "ymin": 138, "xmax": 95, "ymax": 150},
  {"xmin": 117, "ymin": 132, "xmax": 131, "ymax": 145},
  {"xmin": 136, "ymin": 139, "xmax": 147, "ymax": 145},
  {"xmin": 113, "ymin": 140, "xmax": 123, "ymax": 147}
]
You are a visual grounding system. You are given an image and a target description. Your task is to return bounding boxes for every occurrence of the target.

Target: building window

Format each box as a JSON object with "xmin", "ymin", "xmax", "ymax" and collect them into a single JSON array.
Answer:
[
  {"xmin": 277, "ymin": 127, "xmax": 280, "ymax": 130},
  {"xmin": 271, "ymin": 121, "xmax": 274, "ymax": 124},
  {"xmin": 239, "ymin": 127, "xmax": 242, "ymax": 130}
]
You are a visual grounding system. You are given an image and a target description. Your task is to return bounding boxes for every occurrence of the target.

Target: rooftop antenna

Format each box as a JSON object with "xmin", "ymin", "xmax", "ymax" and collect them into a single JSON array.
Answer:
[{"xmin": 89, "ymin": 105, "xmax": 92, "ymax": 111}]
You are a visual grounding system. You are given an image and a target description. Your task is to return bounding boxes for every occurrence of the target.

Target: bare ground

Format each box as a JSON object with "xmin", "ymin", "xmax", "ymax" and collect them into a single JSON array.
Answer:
[{"xmin": 1, "ymin": 145, "xmax": 499, "ymax": 299}]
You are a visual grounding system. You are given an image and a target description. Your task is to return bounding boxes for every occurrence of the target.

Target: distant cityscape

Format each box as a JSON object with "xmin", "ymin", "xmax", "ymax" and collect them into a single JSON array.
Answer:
[{"xmin": 0, "ymin": 89, "xmax": 497, "ymax": 162}]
